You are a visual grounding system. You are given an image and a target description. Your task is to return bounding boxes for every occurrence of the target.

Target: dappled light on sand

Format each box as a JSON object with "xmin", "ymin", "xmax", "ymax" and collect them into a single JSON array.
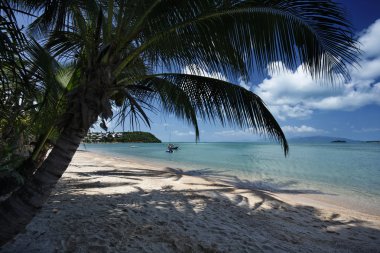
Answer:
[{"xmin": 2, "ymin": 151, "xmax": 379, "ymax": 252}]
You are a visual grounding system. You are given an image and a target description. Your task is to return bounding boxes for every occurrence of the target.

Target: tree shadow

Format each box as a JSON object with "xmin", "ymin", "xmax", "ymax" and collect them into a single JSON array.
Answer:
[
  {"xmin": 70, "ymin": 163, "xmax": 321, "ymax": 196},
  {"xmin": 164, "ymin": 167, "xmax": 326, "ymax": 195},
  {"xmin": 217, "ymin": 176, "xmax": 328, "ymax": 195},
  {"xmin": 69, "ymin": 180, "xmax": 137, "ymax": 189},
  {"xmin": 164, "ymin": 167, "xmax": 333, "ymax": 212},
  {"xmin": 66, "ymin": 165, "xmax": 335, "ymax": 214},
  {"xmin": 1, "ymin": 169, "xmax": 379, "ymax": 253},
  {"xmin": 163, "ymin": 167, "xmax": 229, "ymax": 181},
  {"xmin": 68, "ymin": 167, "xmax": 177, "ymax": 181}
]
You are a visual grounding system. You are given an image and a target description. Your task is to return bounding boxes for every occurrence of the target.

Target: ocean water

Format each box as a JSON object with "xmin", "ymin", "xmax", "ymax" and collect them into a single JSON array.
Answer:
[{"xmin": 79, "ymin": 142, "xmax": 380, "ymax": 213}]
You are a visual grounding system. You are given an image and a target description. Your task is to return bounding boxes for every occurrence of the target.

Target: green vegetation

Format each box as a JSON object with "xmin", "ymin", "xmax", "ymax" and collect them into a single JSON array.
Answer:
[
  {"xmin": 83, "ymin": 132, "xmax": 161, "ymax": 143},
  {"xmin": 0, "ymin": 0, "xmax": 359, "ymax": 245}
]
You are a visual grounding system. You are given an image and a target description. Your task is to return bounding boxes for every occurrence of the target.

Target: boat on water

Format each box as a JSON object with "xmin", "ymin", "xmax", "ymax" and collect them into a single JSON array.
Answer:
[
  {"xmin": 166, "ymin": 143, "xmax": 179, "ymax": 153},
  {"xmin": 168, "ymin": 144, "xmax": 179, "ymax": 149}
]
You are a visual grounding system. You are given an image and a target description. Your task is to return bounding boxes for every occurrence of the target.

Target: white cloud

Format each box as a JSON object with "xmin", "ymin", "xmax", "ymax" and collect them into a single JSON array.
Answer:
[
  {"xmin": 354, "ymin": 127, "xmax": 380, "ymax": 133},
  {"xmin": 214, "ymin": 128, "xmax": 255, "ymax": 137},
  {"xmin": 238, "ymin": 78, "xmax": 251, "ymax": 90},
  {"xmin": 282, "ymin": 125, "xmax": 324, "ymax": 134},
  {"xmin": 253, "ymin": 19, "xmax": 380, "ymax": 120},
  {"xmin": 182, "ymin": 65, "xmax": 254, "ymax": 91},
  {"xmin": 352, "ymin": 58, "xmax": 380, "ymax": 80},
  {"xmin": 358, "ymin": 19, "xmax": 380, "ymax": 58},
  {"xmin": 173, "ymin": 130, "xmax": 195, "ymax": 136},
  {"xmin": 182, "ymin": 64, "xmax": 227, "ymax": 81},
  {"xmin": 179, "ymin": 20, "xmax": 380, "ymax": 123}
]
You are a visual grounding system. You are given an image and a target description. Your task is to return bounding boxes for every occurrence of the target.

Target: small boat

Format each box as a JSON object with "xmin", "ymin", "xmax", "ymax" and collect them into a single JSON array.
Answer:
[
  {"xmin": 166, "ymin": 143, "xmax": 178, "ymax": 153},
  {"xmin": 168, "ymin": 144, "xmax": 179, "ymax": 150}
]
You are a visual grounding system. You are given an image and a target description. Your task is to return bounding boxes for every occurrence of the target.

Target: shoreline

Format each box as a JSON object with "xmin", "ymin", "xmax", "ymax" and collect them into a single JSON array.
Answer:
[
  {"xmin": 81, "ymin": 147, "xmax": 380, "ymax": 217},
  {"xmin": 2, "ymin": 150, "xmax": 380, "ymax": 252}
]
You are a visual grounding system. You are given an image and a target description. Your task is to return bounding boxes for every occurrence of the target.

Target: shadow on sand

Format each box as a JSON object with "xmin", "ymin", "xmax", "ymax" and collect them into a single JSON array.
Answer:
[{"xmin": 1, "ymin": 164, "xmax": 380, "ymax": 253}]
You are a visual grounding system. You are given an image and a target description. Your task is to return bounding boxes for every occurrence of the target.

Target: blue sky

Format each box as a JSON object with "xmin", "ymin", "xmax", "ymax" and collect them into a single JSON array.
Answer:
[{"xmin": 98, "ymin": 1, "xmax": 380, "ymax": 142}]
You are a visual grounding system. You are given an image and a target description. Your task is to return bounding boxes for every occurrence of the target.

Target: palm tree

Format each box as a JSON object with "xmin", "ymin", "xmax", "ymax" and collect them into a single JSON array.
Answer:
[
  {"xmin": 16, "ymin": 39, "xmax": 73, "ymax": 178},
  {"xmin": 0, "ymin": 0, "xmax": 358, "ymax": 245},
  {"xmin": 1, "ymin": 0, "xmax": 70, "ymax": 193},
  {"xmin": 0, "ymin": 0, "xmax": 37, "ymax": 194},
  {"xmin": 0, "ymin": 0, "xmax": 29, "ymax": 153}
]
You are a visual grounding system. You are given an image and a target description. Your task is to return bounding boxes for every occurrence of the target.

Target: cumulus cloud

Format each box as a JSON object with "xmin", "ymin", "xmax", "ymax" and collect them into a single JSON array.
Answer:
[
  {"xmin": 214, "ymin": 130, "xmax": 246, "ymax": 137},
  {"xmin": 182, "ymin": 65, "xmax": 252, "ymax": 91},
  {"xmin": 179, "ymin": 20, "xmax": 380, "ymax": 123},
  {"xmin": 282, "ymin": 125, "xmax": 324, "ymax": 134},
  {"xmin": 214, "ymin": 127, "xmax": 262, "ymax": 137},
  {"xmin": 238, "ymin": 78, "xmax": 251, "ymax": 90},
  {"xmin": 354, "ymin": 127, "xmax": 380, "ymax": 133},
  {"xmin": 253, "ymin": 19, "xmax": 380, "ymax": 120},
  {"xmin": 173, "ymin": 130, "xmax": 195, "ymax": 136},
  {"xmin": 182, "ymin": 64, "xmax": 227, "ymax": 81},
  {"xmin": 358, "ymin": 19, "xmax": 380, "ymax": 58},
  {"xmin": 214, "ymin": 128, "xmax": 255, "ymax": 137}
]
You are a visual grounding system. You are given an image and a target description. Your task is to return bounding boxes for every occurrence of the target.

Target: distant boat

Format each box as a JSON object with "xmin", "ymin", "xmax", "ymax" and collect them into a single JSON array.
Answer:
[
  {"xmin": 168, "ymin": 144, "xmax": 179, "ymax": 149},
  {"xmin": 166, "ymin": 143, "xmax": 179, "ymax": 153},
  {"xmin": 331, "ymin": 140, "xmax": 346, "ymax": 143}
]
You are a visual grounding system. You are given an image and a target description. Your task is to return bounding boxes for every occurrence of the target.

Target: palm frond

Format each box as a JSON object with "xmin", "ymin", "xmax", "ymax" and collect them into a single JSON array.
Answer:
[
  {"xmin": 135, "ymin": 73, "xmax": 288, "ymax": 154},
  {"xmin": 115, "ymin": 0, "xmax": 358, "ymax": 83},
  {"xmin": 133, "ymin": 77, "xmax": 201, "ymax": 140},
  {"xmin": 0, "ymin": 0, "xmax": 28, "ymax": 81},
  {"xmin": 15, "ymin": 0, "xmax": 88, "ymax": 38},
  {"xmin": 112, "ymin": 88, "xmax": 153, "ymax": 131},
  {"xmin": 25, "ymin": 40, "xmax": 69, "ymax": 134},
  {"xmin": 45, "ymin": 31, "xmax": 84, "ymax": 59}
]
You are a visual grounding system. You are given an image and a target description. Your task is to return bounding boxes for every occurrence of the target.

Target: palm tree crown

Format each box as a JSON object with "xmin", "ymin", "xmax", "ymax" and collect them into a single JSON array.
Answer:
[{"xmin": 17, "ymin": 0, "xmax": 358, "ymax": 155}]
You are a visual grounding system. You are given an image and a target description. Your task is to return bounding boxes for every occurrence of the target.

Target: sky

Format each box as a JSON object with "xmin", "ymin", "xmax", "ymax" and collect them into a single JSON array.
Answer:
[{"xmin": 94, "ymin": 1, "xmax": 380, "ymax": 142}]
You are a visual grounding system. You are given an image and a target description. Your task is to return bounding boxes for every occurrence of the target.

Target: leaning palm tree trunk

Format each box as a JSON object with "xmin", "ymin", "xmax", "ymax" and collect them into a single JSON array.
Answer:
[
  {"xmin": 0, "ymin": 121, "xmax": 90, "ymax": 245},
  {"xmin": 0, "ymin": 64, "xmax": 107, "ymax": 244}
]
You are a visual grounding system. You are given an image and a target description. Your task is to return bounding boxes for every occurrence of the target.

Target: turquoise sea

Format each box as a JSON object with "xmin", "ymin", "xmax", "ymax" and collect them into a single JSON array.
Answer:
[{"xmin": 80, "ymin": 142, "xmax": 380, "ymax": 214}]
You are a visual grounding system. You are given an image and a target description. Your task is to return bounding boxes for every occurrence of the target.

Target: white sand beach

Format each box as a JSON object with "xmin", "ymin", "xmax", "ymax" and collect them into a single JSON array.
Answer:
[{"xmin": 1, "ymin": 150, "xmax": 380, "ymax": 253}]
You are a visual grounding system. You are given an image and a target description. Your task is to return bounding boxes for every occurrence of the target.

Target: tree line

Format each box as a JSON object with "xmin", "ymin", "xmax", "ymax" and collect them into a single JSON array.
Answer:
[{"xmin": 83, "ymin": 131, "xmax": 161, "ymax": 143}]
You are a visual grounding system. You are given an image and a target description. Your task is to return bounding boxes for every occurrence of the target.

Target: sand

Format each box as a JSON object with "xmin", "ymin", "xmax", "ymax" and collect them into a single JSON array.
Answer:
[{"xmin": 1, "ymin": 150, "xmax": 380, "ymax": 253}]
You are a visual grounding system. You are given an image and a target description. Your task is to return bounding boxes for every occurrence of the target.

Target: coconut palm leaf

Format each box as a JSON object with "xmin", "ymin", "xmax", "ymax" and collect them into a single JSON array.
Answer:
[
  {"xmin": 18, "ymin": 0, "xmax": 358, "ymax": 83},
  {"xmin": 39, "ymin": 0, "xmax": 358, "ymax": 153},
  {"xmin": 128, "ymin": 73, "xmax": 288, "ymax": 154},
  {"xmin": 25, "ymin": 40, "xmax": 67, "ymax": 126},
  {"xmin": 142, "ymin": 78, "xmax": 201, "ymax": 140},
  {"xmin": 0, "ymin": 0, "xmax": 27, "ymax": 87},
  {"xmin": 115, "ymin": 0, "xmax": 358, "ymax": 82},
  {"xmin": 11, "ymin": 0, "xmax": 90, "ymax": 37}
]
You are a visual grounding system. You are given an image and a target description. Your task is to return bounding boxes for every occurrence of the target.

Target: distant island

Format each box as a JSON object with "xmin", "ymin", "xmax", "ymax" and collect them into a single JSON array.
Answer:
[
  {"xmin": 289, "ymin": 136, "xmax": 358, "ymax": 143},
  {"xmin": 83, "ymin": 131, "xmax": 161, "ymax": 143},
  {"xmin": 331, "ymin": 140, "xmax": 347, "ymax": 143},
  {"xmin": 289, "ymin": 136, "xmax": 380, "ymax": 144}
]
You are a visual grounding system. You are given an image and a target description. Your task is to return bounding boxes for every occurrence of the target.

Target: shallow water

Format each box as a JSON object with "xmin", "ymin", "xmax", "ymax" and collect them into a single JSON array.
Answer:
[{"xmin": 80, "ymin": 142, "xmax": 380, "ymax": 213}]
